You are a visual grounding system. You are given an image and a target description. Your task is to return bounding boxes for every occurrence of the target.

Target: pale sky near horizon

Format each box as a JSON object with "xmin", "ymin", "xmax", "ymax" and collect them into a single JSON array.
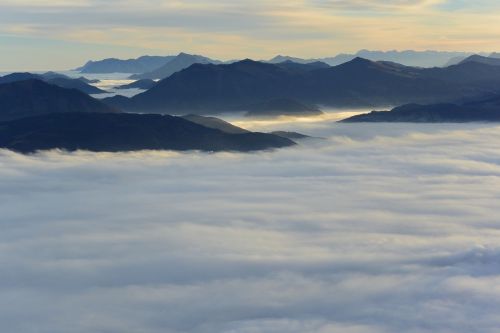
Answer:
[{"xmin": 0, "ymin": 0, "xmax": 499, "ymax": 70}]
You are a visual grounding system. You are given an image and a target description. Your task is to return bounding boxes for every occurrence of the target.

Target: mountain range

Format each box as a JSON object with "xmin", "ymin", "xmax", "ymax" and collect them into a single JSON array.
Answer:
[
  {"xmin": 104, "ymin": 57, "xmax": 500, "ymax": 115},
  {"xmin": 0, "ymin": 79, "xmax": 296, "ymax": 153},
  {"xmin": 459, "ymin": 54, "xmax": 500, "ymax": 66},
  {"xmin": 0, "ymin": 72, "xmax": 106, "ymax": 94},
  {"xmin": 268, "ymin": 50, "xmax": 484, "ymax": 67},
  {"xmin": 129, "ymin": 53, "xmax": 221, "ymax": 80},
  {"xmin": 76, "ymin": 50, "xmax": 496, "ymax": 78},
  {"xmin": 76, "ymin": 55, "xmax": 175, "ymax": 73},
  {"xmin": 0, "ymin": 79, "xmax": 116, "ymax": 121},
  {"xmin": 0, "ymin": 112, "xmax": 295, "ymax": 153},
  {"xmin": 341, "ymin": 95, "xmax": 500, "ymax": 122}
]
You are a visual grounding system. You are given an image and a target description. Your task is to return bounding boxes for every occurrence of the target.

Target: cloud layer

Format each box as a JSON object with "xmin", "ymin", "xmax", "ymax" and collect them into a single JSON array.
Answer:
[
  {"xmin": 1, "ymin": 0, "xmax": 500, "ymax": 70},
  {"xmin": 2, "ymin": 119, "xmax": 500, "ymax": 332}
]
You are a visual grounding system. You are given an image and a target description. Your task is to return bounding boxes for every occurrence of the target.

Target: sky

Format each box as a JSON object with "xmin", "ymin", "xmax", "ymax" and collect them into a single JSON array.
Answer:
[
  {"xmin": 0, "ymin": 0, "xmax": 500, "ymax": 70},
  {"xmin": 3, "ymin": 119, "xmax": 500, "ymax": 332}
]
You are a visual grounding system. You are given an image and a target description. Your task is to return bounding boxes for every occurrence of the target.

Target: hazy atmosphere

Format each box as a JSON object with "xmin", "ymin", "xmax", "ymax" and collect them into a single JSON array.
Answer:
[{"xmin": 1, "ymin": 0, "xmax": 500, "ymax": 69}]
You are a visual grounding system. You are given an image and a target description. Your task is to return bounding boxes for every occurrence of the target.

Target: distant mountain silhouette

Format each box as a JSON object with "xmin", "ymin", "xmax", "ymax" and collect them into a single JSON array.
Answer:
[
  {"xmin": 42, "ymin": 71, "xmax": 100, "ymax": 84},
  {"xmin": 104, "ymin": 58, "xmax": 500, "ymax": 114},
  {"xmin": 268, "ymin": 55, "xmax": 314, "ymax": 64},
  {"xmin": 105, "ymin": 59, "xmax": 303, "ymax": 113},
  {"xmin": 0, "ymin": 72, "xmax": 106, "ymax": 94},
  {"xmin": 0, "ymin": 112, "xmax": 295, "ymax": 153},
  {"xmin": 268, "ymin": 54, "xmax": 356, "ymax": 66},
  {"xmin": 459, "ymin": 54, "xmax": 500, "ymax": 66},
  {"xmin": 77, "ymin": 55, "xmax": 175, "ymax": 73},
  {"xmin": 130, "ymin": 53, "xmax": 221, "ymax": 80},
  {"xmin": 269, "ymin": 50, "xmax": 481, "ymax": 67},
  {"xmin": 341, "ymin": 95, "xmax": 500, "ymax": 122},
  {"xmin": 490, "ymin": 52, "xmax": 500, "ymax": 59},
  {"xmin": 0, "ymin": 79, "xmax": 116, "ymax": 121},
  {"xmin": 115, "ymin": 79, "xmax": 157, "ymax": 90}
]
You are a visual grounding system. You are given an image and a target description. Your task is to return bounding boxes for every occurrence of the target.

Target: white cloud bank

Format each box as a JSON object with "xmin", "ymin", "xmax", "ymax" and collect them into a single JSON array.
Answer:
[{"xmin": 2, "ymin": 121, "xmax": 500, "ymax": 332}]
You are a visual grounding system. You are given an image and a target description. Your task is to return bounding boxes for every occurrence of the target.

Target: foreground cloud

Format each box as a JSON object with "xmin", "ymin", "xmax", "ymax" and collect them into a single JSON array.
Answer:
[{"xmin": 1, "ymin": 121, "xmax": 500, "ymax": 332}]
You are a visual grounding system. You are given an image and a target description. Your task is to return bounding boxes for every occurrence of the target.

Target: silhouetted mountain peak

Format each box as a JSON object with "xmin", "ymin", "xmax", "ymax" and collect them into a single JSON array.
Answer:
[
  {"xmin": 459, "ymin": 54, "xmax": 500, "ymax": 66},
  {"xmin": 0, "ymin": 112, "xmax": 295, "ymax": 153},
  {"xmin": 0, "ymin": 79, "xmax": 116, "ymax": 121}
]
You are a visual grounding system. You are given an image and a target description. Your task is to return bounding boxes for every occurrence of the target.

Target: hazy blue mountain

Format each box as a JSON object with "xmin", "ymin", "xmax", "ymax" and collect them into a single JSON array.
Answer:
[
  {"xmin": 268, "ymin": 54, "xmax": 356, "ymax": 66},
  {"xmin": 490, "ymin": 52, "xmax": 500, "ymax": 58},
  {"xmin": 115, "ymin": 79, "xmax": 157, "ymax": 90},
  {"xmin": 319, "ymin": 54, "xmax": 358, "ymax": 66},
  {"xmin": 354, "ymin": 50, "xmax": 478, "ymax": 67},
  {"xmin": 0, "ymin": 72, "xmax": 106, "ymax": 94},
  {"xmin": 268, "ymin": 55, "xmax": 316, "ymax": 64},
  {"xmin": 130, "ymin": 52, "xmax": 221, "ymax": 80},
  {"xmin": 0, "ymin": 79, "xmax": 116, "ymax": 121},
  {"xmin": 459, "ymin": 54, "xmax": 500, "ymax": 66},
  {"xmin": 444, "ymin": 56, "xmax": 468, "ymax": 67},
  {"xmin": 104, "ymin": 58, "xmax": 500, "ymax": 114},
  {"xmin": 269, "ymin": 50, "xmax": 481, "ymax": 67},
  {"xmin": 341, "ymin": 95, "xmax": 500, "ymax": 122},
  {"xmin": 0, "ymin": 112, "xmax": 295, "ymax": 153},
  {"xmin": 43, "ymin": 71, "xmax": 100, "ymax": 84},
  {"xmin": 77, "ymin": 55, "xmax": 175, "ymax": 73}
]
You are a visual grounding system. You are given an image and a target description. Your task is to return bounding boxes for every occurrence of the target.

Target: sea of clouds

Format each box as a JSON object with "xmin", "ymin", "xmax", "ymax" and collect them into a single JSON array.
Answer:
[{"xmin": 2, "ymin": 118, "xmax": 500, "ymax": 333}]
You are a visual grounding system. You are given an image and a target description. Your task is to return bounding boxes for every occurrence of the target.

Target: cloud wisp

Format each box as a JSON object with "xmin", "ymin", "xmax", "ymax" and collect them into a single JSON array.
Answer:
[
  {"xmin": 1, "ymin": 0, "xmax": 500, "ymax": 70},
  {"xmin": 2, "ymin": 122, "xmax": 500, "ymax": 332}
]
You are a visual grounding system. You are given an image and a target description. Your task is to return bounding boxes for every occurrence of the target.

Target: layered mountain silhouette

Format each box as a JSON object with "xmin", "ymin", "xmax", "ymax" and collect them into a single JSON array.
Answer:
[
  {"xmin": 130, "ymin": 53, "xmax": 221, "ymax": 80},
  {"xmin": 115, "ymin": 79, "xmax": 157, "ymax": 90},
  {"xmin": 76, "ymin": 55, "xmax": 175, "ymax": 73},
  {"xmin": 341, "ymin": 95, "xmax": 500, "ymax": 122},
  {"xmin": 0, "ymin": 79, "xmax": 116, "ymax": 121},
  {"xmin": 104, "ymin": 57, "xmax": 500, "ymax": 114},
  {"xmin": 0, "ymin": 72, "xmax": 106, "ymax": 94},
  {"xmin": 269, "ymin": 50, "xmax": 480, "ymax": 67},
  {"xmin": 0, "ymin": 112, "xmax": 295, "ymax": 153},
  {"xmin": 459, "ymin": 54, "xmax": 500, "ymax": 66},
  {"xmin": 42, "ymin": 71, "xmax": 99, "ymax": 84}
]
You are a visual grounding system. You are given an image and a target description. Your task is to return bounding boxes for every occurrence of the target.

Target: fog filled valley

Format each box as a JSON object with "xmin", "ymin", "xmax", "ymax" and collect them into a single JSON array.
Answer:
[
  {"xmin": 3, "ymin": 115, "xmax": 500, "ymax": 332},
  {"xmin": 2, "ymin": 42, "xmax": 500, "ymax": 333}
]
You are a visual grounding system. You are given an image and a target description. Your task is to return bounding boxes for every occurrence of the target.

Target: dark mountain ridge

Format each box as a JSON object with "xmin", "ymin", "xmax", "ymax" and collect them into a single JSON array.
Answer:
[
  {"xmin": 0, "ymin": 72, "xmax": 105, "ymax": 94},
  {"xmin": 104, "ymin": 57, "xmax": 500, "ymax": 115},
  {"xmin": 0, "ymin": 112, "xmax": 295, "ymax": 153},
  {"xmin": 341, "ymin": 95, "xmax": 500, "ymax": 122},
  {"xmin": 0, "ymin": 79, "xmax": 116, "ymax": 121},
  {"xmin": 459, "ymin": 54, "xmax": 500, "ymax": 67}
]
